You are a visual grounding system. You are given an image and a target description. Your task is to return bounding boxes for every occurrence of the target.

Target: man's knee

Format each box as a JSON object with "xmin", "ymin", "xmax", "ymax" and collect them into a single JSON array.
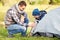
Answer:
[{"xmin": 7, "ymin": 24, "xmax": 26, "ymax": 30}]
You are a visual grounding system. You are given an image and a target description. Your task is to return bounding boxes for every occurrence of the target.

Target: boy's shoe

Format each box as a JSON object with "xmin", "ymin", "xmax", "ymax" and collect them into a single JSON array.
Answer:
[{"xmin": 46, "ymin": 33, "xmax": 53, "ymax": 38}]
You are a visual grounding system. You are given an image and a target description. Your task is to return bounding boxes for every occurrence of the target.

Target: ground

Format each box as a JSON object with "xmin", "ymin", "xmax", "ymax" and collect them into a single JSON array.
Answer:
[{"xmin": 0, "ymin": 5, "xmax": 60, "ymax": 40}]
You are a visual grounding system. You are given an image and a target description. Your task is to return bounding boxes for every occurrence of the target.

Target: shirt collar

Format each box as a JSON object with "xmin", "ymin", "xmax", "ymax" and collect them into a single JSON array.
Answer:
[{"xmin": 15, "ymin": 4, "xmax": 24, "ymax": 14}]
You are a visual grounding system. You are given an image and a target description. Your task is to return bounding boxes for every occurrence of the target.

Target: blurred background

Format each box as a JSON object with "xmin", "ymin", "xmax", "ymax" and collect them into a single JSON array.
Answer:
[
  {"xmin": 0, "ymin": 0, "xmax": 60, "ymax": 21},
  {"xmin": 0, "ymin": 0, "xmax": 60, "ymax": 6}
]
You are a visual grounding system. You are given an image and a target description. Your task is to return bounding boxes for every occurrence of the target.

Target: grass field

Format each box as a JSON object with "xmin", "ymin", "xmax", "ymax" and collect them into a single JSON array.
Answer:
[{"xmin": 0, "ymin": 5, "xmax": 60, "ymax": 40}]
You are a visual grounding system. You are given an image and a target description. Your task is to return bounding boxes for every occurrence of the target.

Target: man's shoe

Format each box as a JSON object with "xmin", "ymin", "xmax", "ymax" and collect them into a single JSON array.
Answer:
[{"xmin": 8, "ymin": 34, "xmax": 14, "ymax": 38}]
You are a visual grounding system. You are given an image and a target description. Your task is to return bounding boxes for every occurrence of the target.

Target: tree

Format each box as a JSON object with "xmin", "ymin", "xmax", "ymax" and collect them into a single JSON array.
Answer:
[
  {"xmin": 0, "ymin": 0, "xmax": 4, "ymax": 6},
  {"xmin": 49, "ymin": 0, "xmax": 53, "ymax": 4}
]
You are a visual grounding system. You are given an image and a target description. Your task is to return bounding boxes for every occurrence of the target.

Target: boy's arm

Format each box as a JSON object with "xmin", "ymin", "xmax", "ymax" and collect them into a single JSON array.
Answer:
[{"xmin": 34, "ymin": 19, "xmax": 39, "ymax": 24}]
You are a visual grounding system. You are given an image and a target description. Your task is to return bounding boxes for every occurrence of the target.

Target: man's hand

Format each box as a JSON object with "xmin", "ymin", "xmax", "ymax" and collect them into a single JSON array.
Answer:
[{"xmin": 20, "ymin": 15, "xmax": 25, "ymax": 23}]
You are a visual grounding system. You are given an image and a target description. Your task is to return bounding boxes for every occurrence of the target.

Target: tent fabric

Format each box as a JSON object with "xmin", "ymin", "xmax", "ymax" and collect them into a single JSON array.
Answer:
[{"xmin": 31, "ymin": 7, "xmax": 60, "ymax": 35}]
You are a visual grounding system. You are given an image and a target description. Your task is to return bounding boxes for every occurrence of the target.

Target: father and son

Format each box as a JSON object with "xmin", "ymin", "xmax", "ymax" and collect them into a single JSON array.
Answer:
[{"xmin": 4, "ymin": 1, "xmax": 47, "ymax": 37}]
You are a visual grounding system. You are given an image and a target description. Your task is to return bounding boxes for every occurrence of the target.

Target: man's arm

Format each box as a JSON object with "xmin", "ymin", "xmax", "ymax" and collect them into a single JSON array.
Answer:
[
  {"xmin": 9, "ymin": 10, "xmax": 24, "ymax": 26},
  {"xmin": 22, "ymin": 12, "xmax": 29, "ymax": 27}
]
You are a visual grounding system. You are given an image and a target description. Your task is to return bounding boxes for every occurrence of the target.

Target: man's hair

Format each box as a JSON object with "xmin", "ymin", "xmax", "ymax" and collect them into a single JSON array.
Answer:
[{"xmin": 18, "ymin": 1, "xmax": 27, "ymax": 6}]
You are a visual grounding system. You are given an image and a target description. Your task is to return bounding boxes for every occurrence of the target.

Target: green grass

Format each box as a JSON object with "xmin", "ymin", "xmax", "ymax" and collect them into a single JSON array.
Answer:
[
  {"xmin": 0, "ymin": 25, "xmax": 59, "ymax": 40},
  {"xmin": 0, "ymin": 24, "xmax": 59, "ymax": 40}
]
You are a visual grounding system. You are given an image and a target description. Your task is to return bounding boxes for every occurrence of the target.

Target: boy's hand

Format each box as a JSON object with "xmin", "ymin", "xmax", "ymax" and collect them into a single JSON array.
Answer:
[
  {"xmin": 28, "ymin": 22, "xmax": 36, "ymax": 27},
  {"xmin": 28, "ymin": 33, "xmax": 32, "ymax": 36}
]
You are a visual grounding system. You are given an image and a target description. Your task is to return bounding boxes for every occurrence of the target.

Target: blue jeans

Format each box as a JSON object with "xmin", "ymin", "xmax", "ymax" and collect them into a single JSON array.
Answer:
[{"xmin": 7, "ymin": 24, "xmax": 26, "ymax": 36}]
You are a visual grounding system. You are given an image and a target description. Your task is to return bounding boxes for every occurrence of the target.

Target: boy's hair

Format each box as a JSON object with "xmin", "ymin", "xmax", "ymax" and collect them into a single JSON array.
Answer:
[{"xmin": 18, "ymin": 1, "xmax": 27, "ymax": 6}]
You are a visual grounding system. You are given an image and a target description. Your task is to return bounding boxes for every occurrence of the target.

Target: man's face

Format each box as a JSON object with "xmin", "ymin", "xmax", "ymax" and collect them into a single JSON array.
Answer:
[
  {"xmin": 34, "ymin": 16, "xmax": 40, "ymax": 19},
  {"xmin": 19, "ymin": 5, "xmax": 26, "ymax": 11}
]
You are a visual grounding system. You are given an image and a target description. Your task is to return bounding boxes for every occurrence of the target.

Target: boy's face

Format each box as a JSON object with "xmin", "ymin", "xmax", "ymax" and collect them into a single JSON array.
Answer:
[
  {"xmin": 19, "ymin": 5, "xmax": 26, "ymax": 11},
  {"xmin": 34, "ymin": 16, "xmax": 40, "ymax": 19}
]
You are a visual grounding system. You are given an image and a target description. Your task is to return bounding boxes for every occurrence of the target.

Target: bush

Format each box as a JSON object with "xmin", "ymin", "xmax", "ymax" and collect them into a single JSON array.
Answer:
[
  {"xmin": 29, "ymin": 1, "xmax": 35, "ymax": 5},
  {"xmin": 52, "ymin": 0, "xmax": 60, "ymax": 4}
]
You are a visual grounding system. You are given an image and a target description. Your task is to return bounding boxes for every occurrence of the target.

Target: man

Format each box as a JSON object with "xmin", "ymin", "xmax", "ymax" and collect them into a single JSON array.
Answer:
[{"xmin": 4, "ymin": 1, "xmax": 29, "ymax": 37}]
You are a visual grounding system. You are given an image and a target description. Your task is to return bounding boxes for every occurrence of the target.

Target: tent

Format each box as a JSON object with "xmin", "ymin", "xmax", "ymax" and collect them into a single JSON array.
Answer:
[{"xmin": 31, "ymin": 7, "xmax": 60, "ymax": 38}]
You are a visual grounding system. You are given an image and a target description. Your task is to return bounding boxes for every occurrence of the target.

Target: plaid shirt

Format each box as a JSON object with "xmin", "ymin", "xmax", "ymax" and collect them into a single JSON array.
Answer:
[{"xmin": 4, "ymin": 4, "xmax": 29, "ymax": 27}]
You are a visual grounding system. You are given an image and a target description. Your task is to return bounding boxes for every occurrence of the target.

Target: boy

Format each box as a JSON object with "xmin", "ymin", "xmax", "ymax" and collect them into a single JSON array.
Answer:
[
  {"xmin": 29, "ymin": 8, "xmax": 47, "ymax": 36},
  {"xmin": 32, "ymin": 8, "xmax": 47, "ymax": 24}
]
